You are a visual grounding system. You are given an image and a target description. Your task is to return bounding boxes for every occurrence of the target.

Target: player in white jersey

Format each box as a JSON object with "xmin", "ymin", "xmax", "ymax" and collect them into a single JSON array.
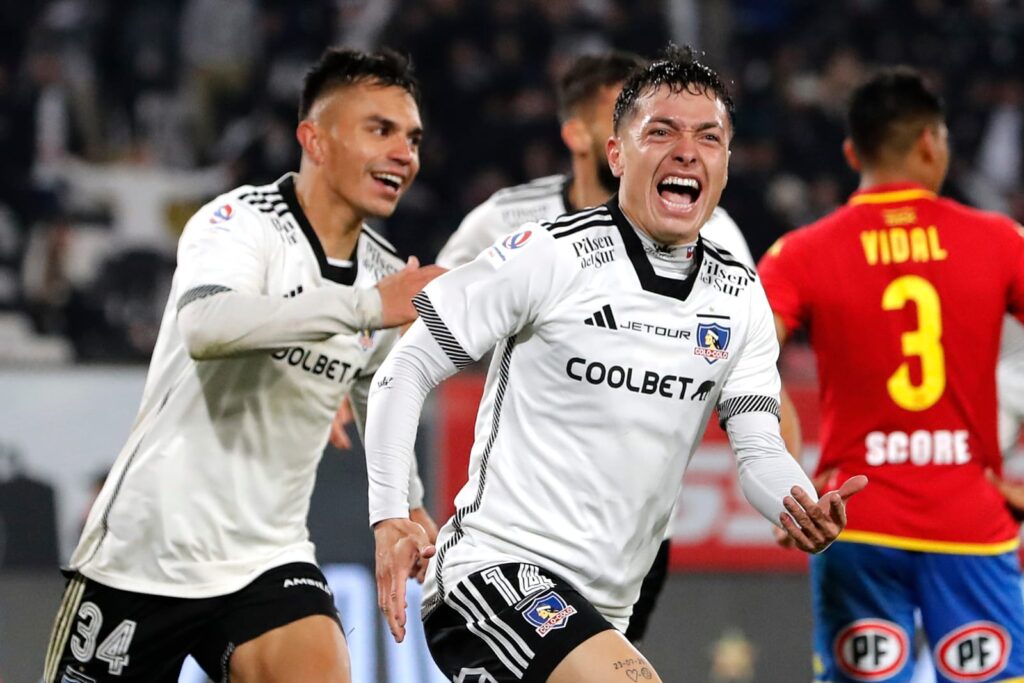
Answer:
[
  {"xmin": 43, "ymin": 48, "xmax": 442, "ymax": 683},
  {"xmin": 435, "ymin": 51, "xmax": 757, "ymax": 646},
  {"xmin": 998, "ymin": 317, "xmax": 1024, "ymax": 453},
  {"xmin": 366, "ymin": 46, "xmax": 868, "ymax": 682}
]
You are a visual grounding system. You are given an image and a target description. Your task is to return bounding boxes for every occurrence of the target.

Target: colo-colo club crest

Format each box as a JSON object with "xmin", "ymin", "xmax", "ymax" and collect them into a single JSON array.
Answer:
[
  {"xmin": 521, "ymin": 591, "xmax": 577, "ymax": 637},
  {"xmin": 694, "ymin": 322, "xmax": 730, "ymax": 364}
]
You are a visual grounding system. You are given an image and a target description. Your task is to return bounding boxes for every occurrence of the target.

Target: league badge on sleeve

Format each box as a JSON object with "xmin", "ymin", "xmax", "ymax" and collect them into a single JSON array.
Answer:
[
  {"xmin": 694, "ymin": 322, "xmax": 731, "ymax": 364},
  {"xmin": 502, "ymin": 230, "xmax": 533, "ymax": 250},
  {"xmin": 487, "ymin": 229, "xmax": 535, "ymax": 266},
  {"xmin": 209, "ymin": 204, "xmax": 234, "ymax": 225},
  {"xmin": 521, "ymin": 591, "xmax": 577, "ymax": 637}
]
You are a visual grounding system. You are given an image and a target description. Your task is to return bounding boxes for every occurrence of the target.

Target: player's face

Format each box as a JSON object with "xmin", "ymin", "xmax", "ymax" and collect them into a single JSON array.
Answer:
[
  {"xmin": 310, "ymin": 82, "xmax": 422, "ymax": 219},
  {"xmin": 608, "ymin": 85, "xmax": 730, "ymax": 246},
  {"xmin": 585, "ymin": 84, "xmax": 622, "ymax": 194}
]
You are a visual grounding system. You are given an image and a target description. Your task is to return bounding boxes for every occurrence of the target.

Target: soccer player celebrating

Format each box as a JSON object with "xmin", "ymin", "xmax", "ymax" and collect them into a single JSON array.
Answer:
[
  {"xmin": 436, "ymin": 49, "xmax": 762, "ymax": 646},
  {"xmin": 43, "ymin": 48, "xmax": 441, "ymax": 683},
  {"xmin": 366, "ymin": 46, "xmax": 865, "ymax": 682},
  {"xmin": 759, "ymin": 68, "xmax": 1024, "ymax": 683}
]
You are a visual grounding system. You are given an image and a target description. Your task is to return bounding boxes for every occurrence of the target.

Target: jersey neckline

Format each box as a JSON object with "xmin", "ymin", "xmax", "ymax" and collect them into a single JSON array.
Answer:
[
  {"xmin": 847, "ymin": 181, "xmax": 936, "ymax": 206},
  {"xmin": 605, "ymin": 197, "xmax": 704, "ymax": 302},
  {"xmin": 278, "ymin": 174, "xmax": 358, "ymax": 285}
]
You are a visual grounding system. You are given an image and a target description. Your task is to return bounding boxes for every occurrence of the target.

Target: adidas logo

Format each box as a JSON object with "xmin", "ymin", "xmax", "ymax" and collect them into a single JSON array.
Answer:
[{"xmin": 584, "ymin": 304, "xmax": 617, "ymax": 329}]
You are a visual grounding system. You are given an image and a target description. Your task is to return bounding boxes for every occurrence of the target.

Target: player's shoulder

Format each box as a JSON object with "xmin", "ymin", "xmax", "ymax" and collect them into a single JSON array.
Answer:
[
  {"xmin": 935, "ymin": 196, "xmax": 1021, "ymax": 234},
  {"xmin": 702, "ymin": 234, "xmax": 756, "ymax": 280},
  {"xmin": 360, "ymin": 223, "xmax": 405, "ymax": 267},
  {"xmin": 542, "ymin": 203, "xmax": 617, "ymax": 240},
  {"xmin": 491, "ymin": 174, "xmax": 568, "ymax": 206}
]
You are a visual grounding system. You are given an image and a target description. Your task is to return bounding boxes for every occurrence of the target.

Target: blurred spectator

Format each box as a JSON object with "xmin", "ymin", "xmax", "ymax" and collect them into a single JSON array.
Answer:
[{"xmin": 1, "ymin": 0, "xmax": 1023, "ymax": 362}]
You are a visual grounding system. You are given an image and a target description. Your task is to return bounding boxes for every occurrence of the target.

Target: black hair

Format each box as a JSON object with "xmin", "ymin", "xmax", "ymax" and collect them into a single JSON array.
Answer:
[
  {"xmin": 612, "ymin": 44, "xmax": 734, "ymax": 133},
  {"xmin": 556, "ymin": 51, "xmax": 646, "ymax": 121},
  {"xmin": 847, "ymin": 67, "xmax": 944, "ymax": 165},
  {"xmin": 298, "ymin": 47, "xmax": 419, "ymax": 121}
]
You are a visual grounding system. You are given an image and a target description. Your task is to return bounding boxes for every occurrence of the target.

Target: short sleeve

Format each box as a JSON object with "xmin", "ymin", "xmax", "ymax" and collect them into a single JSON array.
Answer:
[
  {"xmin": 415, "ymin": 226, "xmax": 571, "ymax": 366},
  {"xmin": 174, "ymin": 199, "xmax": 269, "ymax": 303},
  {"xmin": 757, "ymin": 233, "xmax": 808, "ymax": 335},
  {"xmin": 717, "ymin": 279, "xmax": 782, "ymax": 426}
]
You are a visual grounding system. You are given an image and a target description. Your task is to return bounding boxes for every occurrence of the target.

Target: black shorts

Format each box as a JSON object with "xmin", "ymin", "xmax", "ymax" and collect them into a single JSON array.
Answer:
[
  {"xmin": 43, "ymin": 562, "xmax": 341, "ymax": 683},
  {"xmin": 424, "ymin": 563, "xmax": 615, "ymax": 682}
]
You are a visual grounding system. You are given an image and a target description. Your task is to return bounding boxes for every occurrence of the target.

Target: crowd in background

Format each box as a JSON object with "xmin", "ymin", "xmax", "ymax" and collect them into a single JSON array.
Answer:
[{"xmin": 0, "ymin": 0, "xmax": 1021, "ymax": 362}]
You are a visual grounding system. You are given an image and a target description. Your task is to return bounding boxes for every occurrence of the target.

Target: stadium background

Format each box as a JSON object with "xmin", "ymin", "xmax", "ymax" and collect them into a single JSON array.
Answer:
[{"xmin": 1, "ymin": 0, "xmax": 1023, "ymax": 681}]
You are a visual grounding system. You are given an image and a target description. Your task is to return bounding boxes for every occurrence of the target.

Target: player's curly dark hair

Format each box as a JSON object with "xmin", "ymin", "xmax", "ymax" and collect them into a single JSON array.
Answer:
[
  {"xmin": 612, "ymin": 44, "xmax": 734, "ymax": 134},
  {"xmin": 847, "ymin": 67, "xmax": 944, "ymax": 165},
  {"xmin": 556, "ymin": 51, "xmax": 646, "ymax": 122},
  {"xmin": 298, "ymin": 47, "xmax": 419, "ymax": 121}
]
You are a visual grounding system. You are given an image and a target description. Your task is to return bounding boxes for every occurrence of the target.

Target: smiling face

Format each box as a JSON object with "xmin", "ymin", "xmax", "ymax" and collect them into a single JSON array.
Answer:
[
  {"xmin": 303, "ymin": 81, "xmax": 423, "ymax": 219},
  {"xmin": 607, "ymin": 85, "xmax": 731, "ymax": 246}
]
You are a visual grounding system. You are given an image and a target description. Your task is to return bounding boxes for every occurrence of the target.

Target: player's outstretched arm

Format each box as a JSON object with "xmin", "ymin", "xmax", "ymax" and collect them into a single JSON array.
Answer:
[
  {"xmin": 779, "ymin": 475, "xmax": 868, "ymax": 554},
  {"xmin": 377, "ymin": 257, "xmax": 446, "ymax": 328},
  {"xmin": 373, "ymin": 517, "xmax": 436, "ymax": 643}
]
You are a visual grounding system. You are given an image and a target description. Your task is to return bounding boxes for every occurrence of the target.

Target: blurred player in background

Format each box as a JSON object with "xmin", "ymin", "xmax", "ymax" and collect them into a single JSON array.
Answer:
[
  {"xmin": 436, "ymin": 49, "xmax": 764, "ymax": 645},
  {"xmin": 367, "ymin": 46, "xmax": 864, "ymax": 682},
  {"xmin": 998, "ymin": 318, "xmax": 1024, "ymax": 455},
  {"xmin": 43, "ymin": 47, "xmax": 441, "ymax": 683},
  {"xmin": 759, "ymin": 67, "xmax": 1024, "ymax": 683}
]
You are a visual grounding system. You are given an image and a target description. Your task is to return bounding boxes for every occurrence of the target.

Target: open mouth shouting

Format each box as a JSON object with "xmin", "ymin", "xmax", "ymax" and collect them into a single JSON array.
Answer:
[{"xmin": 656, "ymin": 175, "xmax": 701, "ymax": 212}]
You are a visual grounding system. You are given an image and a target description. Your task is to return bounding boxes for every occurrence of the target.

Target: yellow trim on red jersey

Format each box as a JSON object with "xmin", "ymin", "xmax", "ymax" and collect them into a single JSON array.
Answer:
[
  {"xmin": 848, "ymin": 189, "xmax": 936, "ymax": 206},
  {"xmin": 839, "ymin": 530, "xmax": 1020, "ymax": 555}
]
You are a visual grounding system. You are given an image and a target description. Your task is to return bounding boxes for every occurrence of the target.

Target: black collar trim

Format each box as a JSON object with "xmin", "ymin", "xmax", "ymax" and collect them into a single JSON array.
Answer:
[
  {"xmin": 605, "ymin": 196, "xmax": 704, "ymax": 302},
  {"xmin": 278, "ymin": 175, "xmax": 357, "ymax": 285}
]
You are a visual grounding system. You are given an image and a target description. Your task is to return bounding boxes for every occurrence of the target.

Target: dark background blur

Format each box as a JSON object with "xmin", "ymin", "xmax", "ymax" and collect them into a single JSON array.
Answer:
[{"xmin": 1, "ymin": 0, "xmax": 1022, "ymax": 364}]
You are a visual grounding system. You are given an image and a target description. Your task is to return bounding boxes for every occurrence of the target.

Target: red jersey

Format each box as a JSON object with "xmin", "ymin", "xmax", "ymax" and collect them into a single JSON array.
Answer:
[{"xmin": 759, "ymin": 182, "xmax": 1024, "ymax": 553}]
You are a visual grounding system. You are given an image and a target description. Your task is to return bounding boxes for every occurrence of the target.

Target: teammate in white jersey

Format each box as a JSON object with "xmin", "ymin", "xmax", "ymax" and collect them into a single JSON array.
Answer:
[
  {"xmin": 43, "ymin": 48, "xmax": 442, "ymax": 683},
  {"xmin": 366, "ymin": 46, "xmax": 868, "ymax": 682},
  {"xmin": 435, "ymin": 51, "xmax": 758, "ymax": 646}
]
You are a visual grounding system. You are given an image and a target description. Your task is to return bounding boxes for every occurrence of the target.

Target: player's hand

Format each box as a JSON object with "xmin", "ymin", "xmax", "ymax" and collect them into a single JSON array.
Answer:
[
  {"xmin": 986, "ymin": 468, "xmax": 1024, "ymax": 521},
  {"xmin": 373, "ymin": 517, "xmax": 437, "ymax": 643},
  {"xmin": 408, "ymin": 506, "xmax": 439, "ymax": 583},
  {"xmin": 328, "ymin": 397, "xmax": 354, "ymax": 450},
  {"xmin": 780, "ymin": 475, "xmax": 868, "ymax": 554},
  {"xmin": 377, "ymin": 257, "xmax": 446, "ymax": 329},
  {"xmin": 772, "ymin": 525, "xmax": 796, "ymax": 549}
]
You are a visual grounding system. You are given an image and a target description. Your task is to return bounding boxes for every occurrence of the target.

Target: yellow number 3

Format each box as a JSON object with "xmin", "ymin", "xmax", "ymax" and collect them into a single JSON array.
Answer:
[{"xmin": 883, "ymin": 275, "xmax": 946, "ymax": 411}]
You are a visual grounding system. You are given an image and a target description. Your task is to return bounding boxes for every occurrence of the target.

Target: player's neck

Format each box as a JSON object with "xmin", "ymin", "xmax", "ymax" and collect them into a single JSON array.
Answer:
[
  {"xmin": 568, "ymin": 166, "xmax": 613, "ymax": 211},
  {"xmin": 294, "ymin": 171, "xmax": 363, "ymax": 260},
  {"xmin": 858, "ymin": 166, "xmax": 938, "ymax": 193}
]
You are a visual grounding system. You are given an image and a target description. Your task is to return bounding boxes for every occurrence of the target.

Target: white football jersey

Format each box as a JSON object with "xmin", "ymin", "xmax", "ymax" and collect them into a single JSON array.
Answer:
[
  {"xmin": 70, "ymin": 174, "xmax": 406, "ymax": 598},
  {"xmin": 415, "ymin": 200, "xmax": 781, "ymax": 628}
]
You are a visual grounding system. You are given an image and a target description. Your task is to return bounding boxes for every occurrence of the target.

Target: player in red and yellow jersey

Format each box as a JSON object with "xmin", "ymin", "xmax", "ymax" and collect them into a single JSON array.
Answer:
[{"xmin": 760, "ymin": 68, "xmax": 1024, "ymax": 683}]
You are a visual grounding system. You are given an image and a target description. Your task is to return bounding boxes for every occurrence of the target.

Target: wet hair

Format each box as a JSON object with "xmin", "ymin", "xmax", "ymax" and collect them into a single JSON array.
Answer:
[
  {"xmin": 556, "ymin": 51, "xmax": 646, "ymax": 122},
  {"xmin": 847, "ymin": 67, "xmax": 944, "ymax": 165},
  {"xmin": 612, "ymin": 44, "xmax": 734, "ymax": 133},
  {"xmin": 298, "ymin": 47, "xmax": 419, "ymax": 121}
]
